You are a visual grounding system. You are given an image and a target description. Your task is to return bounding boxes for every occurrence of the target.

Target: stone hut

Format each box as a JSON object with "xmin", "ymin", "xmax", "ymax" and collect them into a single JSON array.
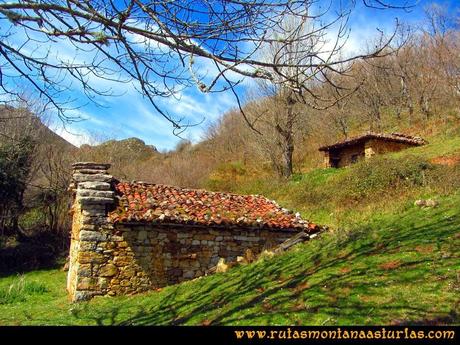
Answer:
[
  {"xmin": 67, "ymin": 162, "xmax": 322, "ymax": 301},
  {"xmin": 319, "ymin": 132, "xmax": 426, "ymax": 168}
]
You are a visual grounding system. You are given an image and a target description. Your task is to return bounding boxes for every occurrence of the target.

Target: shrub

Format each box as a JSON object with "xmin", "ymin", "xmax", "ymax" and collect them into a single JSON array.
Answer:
[
  {"xmin": 334, "ymin": 155, "xmax": 437, "ymax": 202},
  {"xmin": 427, "ymin": 164, "xmax": 460, "ymax": 195},
  {"xmin": 0, "ymin": 136, "xmax": 35, "ymax": 232},
  {"xmin": 19, "ymin": 208, "xmax": 46, "ymax": 230}
]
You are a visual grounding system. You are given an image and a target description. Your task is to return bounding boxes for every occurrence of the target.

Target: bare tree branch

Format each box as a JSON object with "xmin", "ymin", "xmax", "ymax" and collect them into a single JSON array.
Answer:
[{"xmin": 0, "ymin": 0, "xmax": 415, "ymax": 132}]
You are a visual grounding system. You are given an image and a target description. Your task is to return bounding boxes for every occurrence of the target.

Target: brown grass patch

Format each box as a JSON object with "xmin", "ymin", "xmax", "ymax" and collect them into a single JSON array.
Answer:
[
  {"xmin": 430, "ymin": 155, "xmax": 460, "ymax": 167},
  {"xmin": 415, "ymin": 244, "xmax": 434, "ymax": 254},
  {"xmin": 339, "ymin": 267, "xmax": 351, "ymax": 274},
  {"xmin": 291, "ymin": 281, "xmax": 310, "ymax": 294},
  {"xmin": 359, "ymin": 295, "xmax": 373, "ymax": 303},
  {"xmin": 291, "ymin": 302, "xmax": 306, "ymax": 312},
  {"xmin": 340, "ymin": 287, "xmax": 352, "ymax": 296},
  {"xmin": 379, "ymin": 260, "xmax": 402, "ymax": 270},
  {"xmin": 262, "ymin": 300, "xmax": 274, "ymax": 311}
]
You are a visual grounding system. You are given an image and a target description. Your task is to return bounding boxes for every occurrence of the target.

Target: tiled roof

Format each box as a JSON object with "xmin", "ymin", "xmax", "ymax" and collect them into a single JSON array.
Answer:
[
  {"xmin": 319, "ymin": 132, "xmax": 426, "ymax": 152},
  {"xmin": 108, "ymin": 182, "xmax": 320, "ymax": 232}
]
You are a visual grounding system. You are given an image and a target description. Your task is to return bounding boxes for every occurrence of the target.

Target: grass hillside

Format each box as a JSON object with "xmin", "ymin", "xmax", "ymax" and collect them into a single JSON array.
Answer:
[
  {"xmin": 0, "ymin": 191, "xmax": 458, "ymax": 325},
  {"xmin": 218, "ymin": 133, "xmax": 460, "ymax": 228},
  {"xmin": 0, "ymin": 131, "xmax": 459, "ymax": 326}
]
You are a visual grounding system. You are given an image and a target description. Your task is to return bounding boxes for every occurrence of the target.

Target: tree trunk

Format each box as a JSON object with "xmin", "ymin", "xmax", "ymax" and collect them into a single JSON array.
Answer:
[
  {"xmin": 280, "ymin": 136, "xmax": 294, "ymax": 178},
  {"xmin": 277, "ymin": 94, "xmax": 295, "ymax": 178}
]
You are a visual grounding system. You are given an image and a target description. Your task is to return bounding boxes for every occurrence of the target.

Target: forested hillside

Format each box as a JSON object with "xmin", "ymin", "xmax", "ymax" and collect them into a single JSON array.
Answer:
[{"xmin": 82, "ymin": 5, "xmax": 460, "ymax": 189}]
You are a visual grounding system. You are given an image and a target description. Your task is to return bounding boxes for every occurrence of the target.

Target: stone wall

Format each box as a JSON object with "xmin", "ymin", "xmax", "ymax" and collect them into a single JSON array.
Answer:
[
  {"xmin": 98, "ymin": 224, "xmax": 296, "ymax": 297},
  {"xmin": 365, "ymin": 139, "xmax": 414, "ymax": 158},
  {"xmin": 67, "ymin": 162, "xmax": 298, "ymax": 302},
  {"xmin": 327, "ymin": 143, "xmax": 365, "ymax": 168},
  {"xmin": 67, "ymin": 162, "xmax": 117, "ymax": 301},
  {"xmin": 324, "ymin": 139, "xmax": 415, "ymax": 168}
]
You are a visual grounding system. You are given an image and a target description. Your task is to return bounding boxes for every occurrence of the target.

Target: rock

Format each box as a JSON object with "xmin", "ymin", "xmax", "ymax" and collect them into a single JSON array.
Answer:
[
  {"xmin": 73, "ymin": 173, "xmax": 113, "ymax": 183},
  {"xmin": 78, "ymin": 264, "xmax": 92, "ymax": 277},
  {"xmin": 98, "ymin": 277, "xmax": 109, "ymax": 289},
  {"xmin": 137, "ymin": 230, "xmax": 148, "ymax": 241},
  {"xmin": 79, "ymin": 241, "xmax": 97, "ymax": 251},
  {"xmin": 77, "ymin": 190, "xmax": 114, "ymax": 198},
  {"xmin": 111, "ymin": 235, "xmax": 124, "ymax": 242},
  {"xmin": 77, "ymin": 181, "xmax": 112, "ymax": 191},
  {"xmin": 72, "ymin": 162, "xmax": 111, "ymax": 170},
  {"xmin": 120, "ymin": 279, "xmax": 130, "ymax": 287},
  {"xmin": 121, "ymin": 268, "xmax": 136, "ymax": 278},
  {"xmin": 76, "ymin": 277, "xmax": 97, "ymax": 290},
  {"xmin": 414, "ymin": 199, "xmax": 439, "ymax": 208},
  {"xmin": 118, "ymin": 241, "xmax": 129, "ymax": 248},
  {"xmin": 74, "ymin": 169, "xmax": 109, "ymax": 175},
  {"xmin": 258, "ymin": 250, "xmax": 275, "ymax": 260},
  {"xmin": 80, "ymin": 224, "xmax": 97, "ymax": 230},
  {"xmin": 414, "ymin": 199, "xmax": 426, "ymax": 207},
  {"xmin": 183, "ymin": 270, "xmax": 195, "ymax": 279},
  {"xmin": 99, "ymin": 264, "xmax": 118, "ymax": 277},
  {"xmin": 215, "ymin": 258, "xmax": 228, "ymax": 273},
  {"xmin": 78, "ymin": 196, "xmax": 114, "ymax": 205},
  {"xmin": 78, "ymin": 251, "xmax": 106, "ymax": 264},
  {"xmin": 168, "ymin": 268, "xmax": 183, "ymax": 277},
  {"xmin": 79, "ymin": 230, "xmax": 107, "ymax": 242},
  {"xmin": 244, "ymin": 249, "xmax": 256, "ymax": 263},
  {"xmin": 73, "ymin": 291, "xmax": 95, "ymax": 302},
  {"xmin": 425, "ymin": 199, "xmax": 439, "ymax": 208},
  {"xmin": 113, "ymin": 256, "xmax": 131, "ymax": 267}
]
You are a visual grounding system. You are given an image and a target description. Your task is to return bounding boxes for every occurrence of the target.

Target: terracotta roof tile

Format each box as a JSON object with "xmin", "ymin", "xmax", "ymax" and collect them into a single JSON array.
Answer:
[
  {"xmin": 319, "ymin": 132, "xmax": 426, "ymax": 152},
  {"xmin": 108, "ymin": 182, "xmax": 320, "ymax": 232}
]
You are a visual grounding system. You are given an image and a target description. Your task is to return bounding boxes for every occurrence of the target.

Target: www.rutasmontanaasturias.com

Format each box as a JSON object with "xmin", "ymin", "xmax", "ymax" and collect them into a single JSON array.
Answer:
[{"xmin": 234, "ymin": 327, "xmax": 456, "ymax": 340}]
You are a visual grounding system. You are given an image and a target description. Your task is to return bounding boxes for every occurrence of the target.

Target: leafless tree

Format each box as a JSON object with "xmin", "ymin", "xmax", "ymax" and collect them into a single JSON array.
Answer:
[
  {"xmin": 0, "ymin": 0, "xmax": 413, "ymax": 134},
  {"xmin": 246, "ymin": 7, "xmax": 400, "ymax": 177},
  {"xmin": 422, "ymin": 4, "xmax": 460, "ymax": 113}
]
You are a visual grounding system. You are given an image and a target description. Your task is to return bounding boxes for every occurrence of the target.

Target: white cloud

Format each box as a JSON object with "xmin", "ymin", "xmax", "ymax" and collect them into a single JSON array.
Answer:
[{"xmin": 51, "ymin": 126, "xmax": 92, "ymax": 147}]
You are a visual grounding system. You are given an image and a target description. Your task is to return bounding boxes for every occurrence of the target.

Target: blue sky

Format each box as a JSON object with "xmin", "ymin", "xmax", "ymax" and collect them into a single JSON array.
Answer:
[{"xmin": 4, "ymin": 0, "xmax": 460, "ymax": 151}]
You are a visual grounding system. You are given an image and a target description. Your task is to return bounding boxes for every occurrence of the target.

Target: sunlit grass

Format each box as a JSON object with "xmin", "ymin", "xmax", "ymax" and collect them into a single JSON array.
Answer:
[{"xmin": 0, "ymin": 191, "xmax": 458, "ymax": 325}]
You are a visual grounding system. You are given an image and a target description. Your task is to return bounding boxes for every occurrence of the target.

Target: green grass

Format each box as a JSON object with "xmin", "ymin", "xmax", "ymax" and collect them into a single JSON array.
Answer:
[
  {"xmin": 1, "ymin": 130, "xmax": 459, "ymax": 325},
  {"xmin": 0, "ymin": 275, "xmax": 48, "ymax": 305},
  {"xmin": 0, "ymin": 191, "xmax": 459, "ymax": 325},
  {"xmin": 228, "ymin": 132, "xmax": 460, "ymax": 228}
]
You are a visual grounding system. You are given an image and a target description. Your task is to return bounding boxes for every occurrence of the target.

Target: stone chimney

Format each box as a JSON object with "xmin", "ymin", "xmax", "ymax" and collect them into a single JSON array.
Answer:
[{"xmin": 67, "ymin": 162, "xmax": 115, "ymax": 301}]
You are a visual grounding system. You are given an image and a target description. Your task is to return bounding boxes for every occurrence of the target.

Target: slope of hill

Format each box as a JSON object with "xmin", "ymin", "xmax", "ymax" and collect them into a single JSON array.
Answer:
[
  {"xmin": 0, "ymin": 191, "xmax": 458, "ymax": 325},
  {"xmin": 0, "ymin": 106, "xmax": 76, "ymax": 151},
  {"xmin": 0, "ymin": 132, "xmax": 459, "ymax": 326}
]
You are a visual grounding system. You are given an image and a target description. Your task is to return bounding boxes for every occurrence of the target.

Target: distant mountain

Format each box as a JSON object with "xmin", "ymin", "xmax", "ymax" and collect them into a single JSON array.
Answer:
[
  {"xmin": 95, "ymin": 137, "xmax": 157, "ymax": 155},
  {"xmin": 79, "ymin": 137, "xmax": 159, "ymax": 164}
]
